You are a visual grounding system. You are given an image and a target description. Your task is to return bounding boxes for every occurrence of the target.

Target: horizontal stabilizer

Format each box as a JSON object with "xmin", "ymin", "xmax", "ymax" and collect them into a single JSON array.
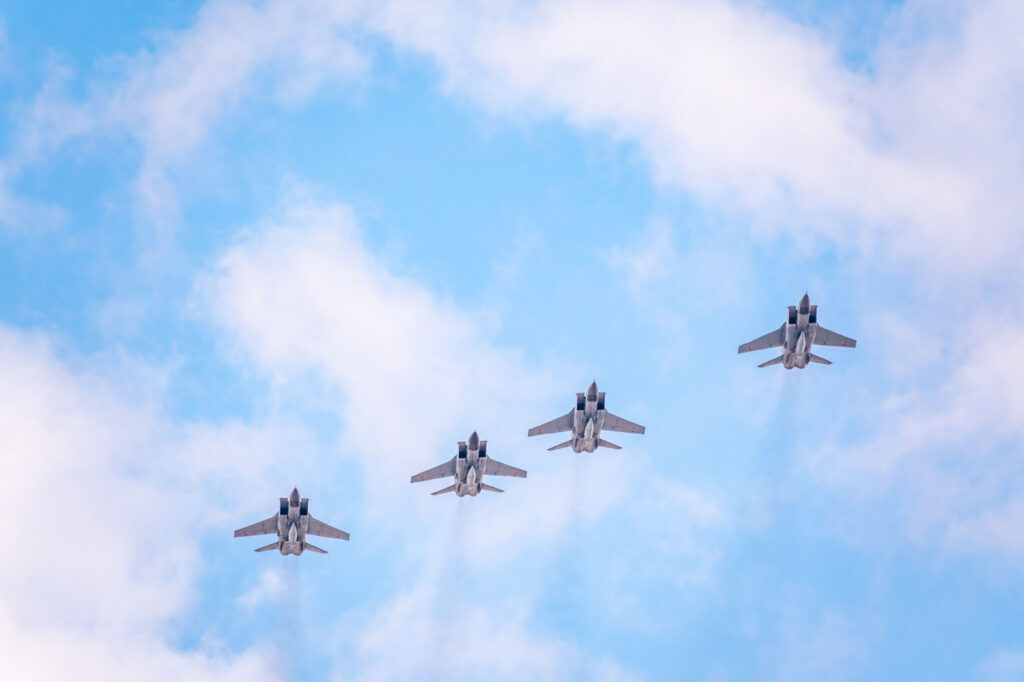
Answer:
[
  {"xmin": 481, "ymin": 483, "xmax": 504, "ymax": 493},
  {"xmin": 548, "ymin": 440, "xmax": 573, "ymax": 451},
  {"xmin": 598, "ymin": 439, "xmax": 621, "ymax": 450},
  {"xmin": 809, "ymin": 354, "xmax": 832, "ymax": 365},
  {"xmin": 757, "ymin": 355, "xmax": 785, "ymax": 368},
  {"xmin": 304, "ymin": 543, "xmax": 327, "ymax": 554},
  {"xmin": 431, "ymin": 484, "xmax": 457, "ymax": 496},
  {"xmin": 254, "ymin": 542, "xmax": 279, "ymax": 553}
]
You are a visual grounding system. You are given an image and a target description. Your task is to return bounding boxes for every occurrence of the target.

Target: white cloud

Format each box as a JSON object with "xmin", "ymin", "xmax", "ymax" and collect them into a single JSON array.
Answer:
[
  {"xmin": 332, "ymin": 584, "xmax": 641, "ymax": 682},
  {"xmin": 237, "ymin": 568, "xmax": 290, "ymax": 610},
  {"xmin": 0, "ymin": 326, "xmax": 312, "ymax": 680},
  {"xmin": 6, "ymin": 0, "xmax": 368, "ymax": 229},
  {"xmin": 368, "ymin": 0, "xmax": 1024, "ymax": 270},
  {"xmin": 199, "ymin": 196, "xmax": 557, "ymax": 511},
  {"xmin": 805, "ymin": 317, "xmax": 1024, "ymax": 555},
  {"xmin": 974, "ymin": 648, "xmax": 1024, "ymax": 682},
  {"xmin": 7, "ymin": 0, "xmax": 1024, "ymax": 269},
  {"xmin": 0, "ymin": 162, "xmax": 66, "ymax": 231},
  {"xmin": 767, "ymin": 608, "xmax": 870, "ymax": 682}
]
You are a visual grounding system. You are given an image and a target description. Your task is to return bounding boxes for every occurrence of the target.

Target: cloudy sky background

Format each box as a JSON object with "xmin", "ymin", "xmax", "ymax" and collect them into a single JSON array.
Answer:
[{"xmin": 2, "ymin": 1, "xmax": 1023, "ymax": 679}]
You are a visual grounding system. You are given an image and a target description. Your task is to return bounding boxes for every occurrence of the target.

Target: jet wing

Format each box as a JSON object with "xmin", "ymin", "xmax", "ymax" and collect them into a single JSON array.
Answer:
[
  {"xmin": 738, "ymin": 325, "xmax": 785, "ymax": 353},
  {"xmin": 602, "ymin": 411, "xmax": 646, "ymax": 434},
  {"xmin": 411, "ymin": 457, "xmax": 456, "ymax": 483},
  {"xmin": 528, "ymin": 410, "xmax": 574, "ymax": 437},
  {"xmin": 234, "ymin": 515, "xmax": 278, "ymax": 537},
  {"xmin": 483, "ymin": 457, "xmax": 527, "ymax": 479},
  {"xmin": 307, "ymin": 515, "xmax": 350, "ymax": 541},
  {"xmin": 814, "ymin": 325, "xmax": 856, "ymax": 348}
]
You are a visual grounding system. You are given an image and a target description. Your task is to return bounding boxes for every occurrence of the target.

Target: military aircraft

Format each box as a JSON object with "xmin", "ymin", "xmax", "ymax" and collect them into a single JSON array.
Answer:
[
  {"xmin": 234, "ymin": 488, "xmax": 349, "ymax": 555},
  {"xmin": 528, "ymin": 381, "xmax": 645, "ymax": 452},
  {"xmin": 738, "ymin": 293, "xmax": 856, "ymax": 369},
  {"xmin": 411, "ymin": 431, "xmax": 526, "ymax": 496}
]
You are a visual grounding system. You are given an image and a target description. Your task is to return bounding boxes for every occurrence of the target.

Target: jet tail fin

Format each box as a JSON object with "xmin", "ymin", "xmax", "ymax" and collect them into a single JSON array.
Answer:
[
  {"xmin": 254, "ymin": 542, "xmax": 279, "ymax": 553},
  {"xmin": 598, "ymin": 439, "xmax": 621, "ymax": 450},
  {"xmin": 304, "ymin": 543, "xmax": 327, "ymax": 554},
  {"xmin": 431, "ymin": 484, "xmax": 457, "ymax": 496},
  {"xmin": 480, "ymin": 483, "xmax": 504, "ymax": 493},
  {"xmin": 809, "ymin": 354, "xmax": 832, "ymax": 365},
  {"xmin": 548, "ymin": 440, "xmax": 573, "ymax": 451},
  {"xmin": 757, "ymin": 355, "xmax": 785, "ymax": 368}
]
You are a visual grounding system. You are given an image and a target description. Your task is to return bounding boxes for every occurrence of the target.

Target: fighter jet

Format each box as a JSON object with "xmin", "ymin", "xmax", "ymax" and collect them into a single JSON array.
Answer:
[
  {"xmin": 738, "ymin": 293, "xmax": 856, "ymax": 369},
  {"xmin": 411, "ymin": 431, "xmax": 526, "ymax": 496},
  {"xmin": 528, "ymin": 381, "xmax": 645, "ymax": 452},
  {"xmin": 234, "ymin": 488, "xmax": 349, "ymax": 555}
]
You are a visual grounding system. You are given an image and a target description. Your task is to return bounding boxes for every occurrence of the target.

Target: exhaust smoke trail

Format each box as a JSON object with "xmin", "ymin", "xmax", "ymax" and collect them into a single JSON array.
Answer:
[
  {"xmin": 545, "ymin": 453, "xmax": 589, "ymax": 633},
  {"xmin": 275, "ymin": 559, "xmax": 304, "ymax": 682},
  {"xmin": 427, "ymin": 497, "xmax": 465, "ymax": 678},
  {"xmin": 773, "ymin": 371, "xmax": 804, "ymax": 463}
]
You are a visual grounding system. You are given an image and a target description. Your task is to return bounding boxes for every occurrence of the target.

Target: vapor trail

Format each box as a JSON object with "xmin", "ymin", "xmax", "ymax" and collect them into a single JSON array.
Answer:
[
  {"xmin": 427, "ymin": 498, "xmax": 465, "ymax": 678},
  {"xmin": 546, "ymin": 453, "xmax": 589, "ymax": 631},
  {"xmin": 276, "ymin": 560, "xmax": 304, "ymax": 682}
]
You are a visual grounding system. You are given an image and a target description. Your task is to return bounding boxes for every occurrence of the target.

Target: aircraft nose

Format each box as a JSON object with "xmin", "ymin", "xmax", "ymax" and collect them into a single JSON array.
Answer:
[
  {"xmin": 290, "ymin": 488, "xmax": 300, "ymax": 505},
  {"xmin": 587, "ymin": 381, "xmax": 598, "ymax": 399},
  {"xmin": 799, "ymin": 293, "xmax": 810, "ymax": 312},
  {"xmin": 468, "ymin": 431, "xmax": 479, "ymax": 448}
]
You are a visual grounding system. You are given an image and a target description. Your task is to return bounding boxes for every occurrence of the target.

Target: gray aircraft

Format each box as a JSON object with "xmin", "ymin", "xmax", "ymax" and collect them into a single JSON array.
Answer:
[
  {"xmin": 234, "ymin": 488, "xmax": 349, "ymax": 555},
  {"xmin": 411, "ymin": 431, "xmax": 526, "ymax": 496},
  {"xmin": 528, "ymin": 381, "xmax": 645, "ymax": 452},
  {"xmin": 739, "ymin": 293, "xmax": 856, "ymax": 369}
]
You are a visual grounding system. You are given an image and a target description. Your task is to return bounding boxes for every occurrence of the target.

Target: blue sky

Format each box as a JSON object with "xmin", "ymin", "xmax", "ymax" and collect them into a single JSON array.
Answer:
[{"xmin": 2, "ymin": 1, "xmax": 1024, "ymax": 680}]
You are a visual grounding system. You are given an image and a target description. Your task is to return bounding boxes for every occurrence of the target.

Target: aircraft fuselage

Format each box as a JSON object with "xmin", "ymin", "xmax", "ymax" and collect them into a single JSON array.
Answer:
[
  {"xmin": 569, "ymin": 382, "xmax": 607, "ymax": 452},
  {"xmin": 274, "ymin": 490, "xmax": 311, "ymax": 555},
  {"xmin": 454, "ymin": 436, "xmax": 487, "ymax": 496},
  {"xmin": 779, "ymin": 294, "xmax": 819, "ymax": 369}
]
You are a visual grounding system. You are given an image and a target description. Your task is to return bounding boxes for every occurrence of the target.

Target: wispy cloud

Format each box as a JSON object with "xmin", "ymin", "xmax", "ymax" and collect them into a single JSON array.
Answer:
[
  {"xmin": 0, "ymin": 325, "xmax": 304, "ymax": 679},
  {"xmin": 369, "ymin": 0, "xmax": 1024, "ymax": 271},
  {"xmin": 5, "ymin": 0, "xmax": 369, "ymax": 231},
  {"xmin": 806, "ymin": 317, "xmax": 1024, "ymax": 555}
]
